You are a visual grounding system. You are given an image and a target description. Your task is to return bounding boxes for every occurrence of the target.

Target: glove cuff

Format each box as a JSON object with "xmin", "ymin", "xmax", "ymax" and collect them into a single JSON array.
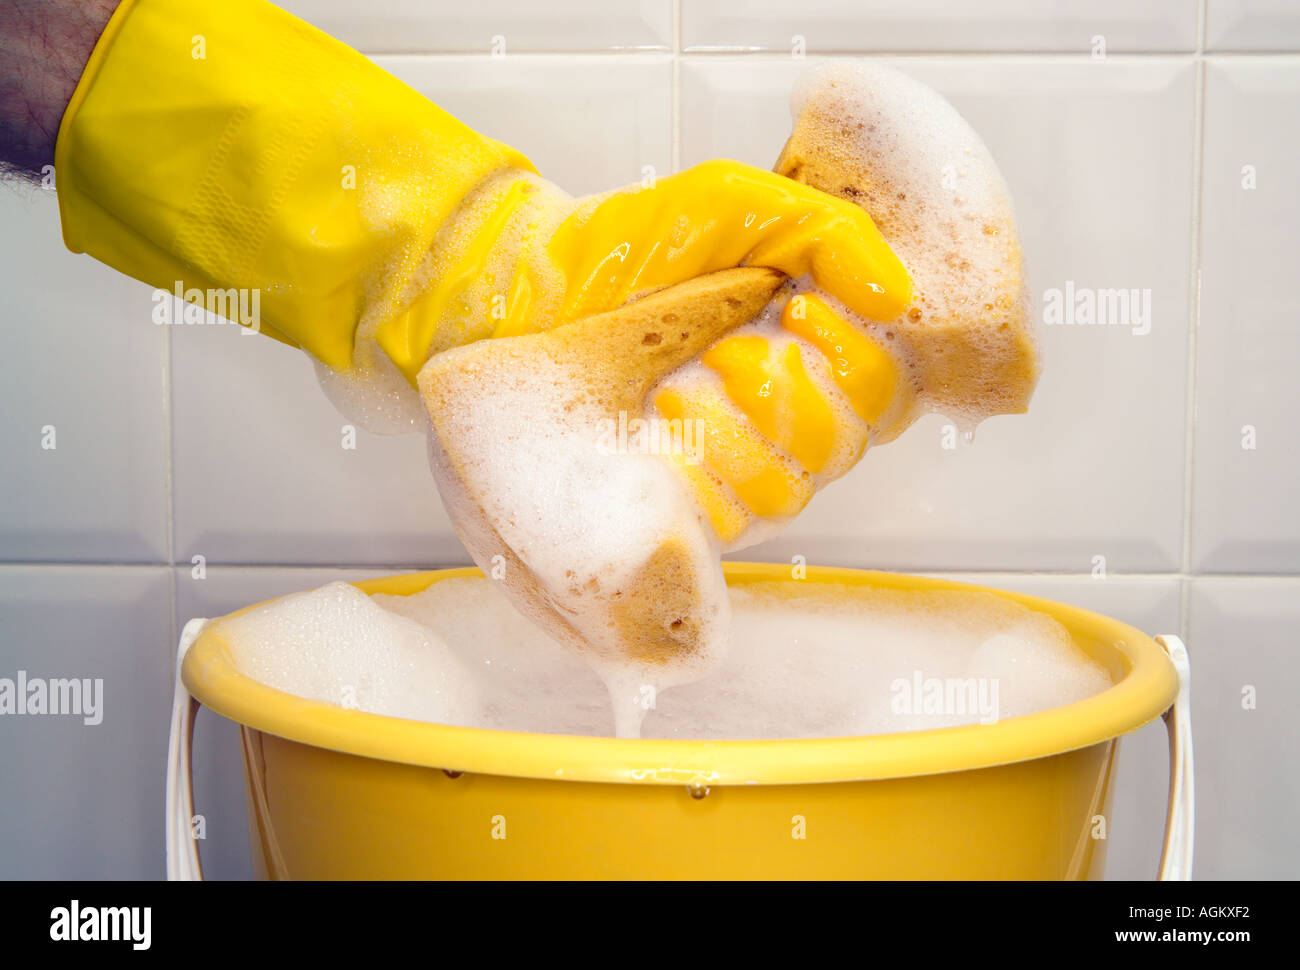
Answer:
[{"xmin": 55, "ymin": 0, "xmax": 532, "ymax": 372}]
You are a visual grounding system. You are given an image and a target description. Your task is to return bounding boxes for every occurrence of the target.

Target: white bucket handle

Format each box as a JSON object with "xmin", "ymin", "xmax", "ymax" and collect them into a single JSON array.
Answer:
[
  {"xmin": 164, "ymin": 622, "xmax": 1196, "ymax": 881},
  {"xmin": 1155, "ymin": 635, "xmax": 1194, "ymax": 881},
  {"xmin": 166, "ymin": 618, "xmax": 209, "ymax": 881}
]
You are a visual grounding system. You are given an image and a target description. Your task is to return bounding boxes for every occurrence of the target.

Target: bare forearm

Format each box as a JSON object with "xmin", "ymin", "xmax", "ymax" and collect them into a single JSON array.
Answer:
[{"xmin": 0, "ymin": 0, "xmax": 118, "ymax": 178}]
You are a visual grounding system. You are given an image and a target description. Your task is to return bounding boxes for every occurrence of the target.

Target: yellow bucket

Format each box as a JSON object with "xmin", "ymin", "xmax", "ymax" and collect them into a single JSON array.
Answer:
[{"xmin": 166, "ymin": 564, "xmax": 1192, "ymax": 880}]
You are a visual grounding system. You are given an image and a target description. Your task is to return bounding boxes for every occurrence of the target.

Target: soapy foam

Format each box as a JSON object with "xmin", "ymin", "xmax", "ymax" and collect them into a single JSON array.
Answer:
[
  {"xmin": 647, "ymin": 583, "xmax": 1108, "ymax": 738},
  {"xmin": 212, "ymin": 581, "xmax": 481, "ymax": 726},
  {"xmin": 376, "ymin": 578, "xmax": 616, "ymax": 735},
  {"xmin": 221, "ymin": 576, "xmax": 1112, "ymax": 740},
  {"xmin": 314, "ymin": 340, "xmax": 427, "ymax": 434},
  {"xmin": 777, "ymin": 62, "xmax": 1037, "ymax": 430}
]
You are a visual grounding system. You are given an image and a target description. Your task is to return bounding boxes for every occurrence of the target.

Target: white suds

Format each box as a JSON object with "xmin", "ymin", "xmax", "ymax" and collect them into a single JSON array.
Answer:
[
  {"xmin": 219, "ymin": 577, "xmax": 1112, "ymax": 740},
  {"xmin": 212, "ymin": 581, "xmax": 480, "ymax": 726}
]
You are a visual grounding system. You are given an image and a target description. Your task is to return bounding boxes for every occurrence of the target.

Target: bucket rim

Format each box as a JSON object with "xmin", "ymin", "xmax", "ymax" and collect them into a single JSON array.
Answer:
[{"xmin": 181, "ymin": 563, "xmax": 1179, "ymax": 786}]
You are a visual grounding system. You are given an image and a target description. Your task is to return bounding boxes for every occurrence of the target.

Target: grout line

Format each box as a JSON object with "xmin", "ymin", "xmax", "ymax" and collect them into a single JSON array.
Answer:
[
  {"xmin": 162, "ymin": 317, "xmax": 178, "ymax": 652},
  {"xmin": 356, "ymin": 48, "xmax": 1300, "ymax": 59},
  {"xmin": 1180, "ymin": 577, "xmax": 1191, "ymax": 643},
  {"xmin": 168, "ymin": 565, "xmax": 178, "ymax": 653},
  {"xmin": 1179, "ymin": 18, "xmax": 1209, "ymax": 646},
  {"xmin": 672, "ymin": 0, "xmax": 682, "ymax": 172},
  {"xmin": 676, "ymin": 48, "xmax": 1213, "ymax": 58},
  {"xmin": 364, "ymin": 47, "xmax": 674, "ymax": 57},
  {"xmin": 4, "ymin": 562, "xmax": 1300, "ymax": 581},
  {"xmin": 355, "ymin": 48, "xmax": 1300, "ymax": 59},
  {"xmin": 1203, "ymin": 49, "xmax": 1300, "ymax": 57}
]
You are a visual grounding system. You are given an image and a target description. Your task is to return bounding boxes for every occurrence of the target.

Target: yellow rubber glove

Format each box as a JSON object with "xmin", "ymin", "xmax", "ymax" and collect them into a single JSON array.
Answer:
[
  {"xmin": 656, "ymin": 291, "xmax": 907, "ymax": 545},
  {"xmin": 55, "ymin": 0, "xmax": 911, "ymax": 389}
]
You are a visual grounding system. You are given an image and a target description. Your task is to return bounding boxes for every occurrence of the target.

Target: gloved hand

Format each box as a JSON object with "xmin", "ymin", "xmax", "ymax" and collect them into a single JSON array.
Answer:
[
  {"xmin": 655, "ymin": 291, "xmax": 905, "ymax": 545},
  {"xmin": 55, "ymin": 0, "xmax": 910, "ymax": 389}
]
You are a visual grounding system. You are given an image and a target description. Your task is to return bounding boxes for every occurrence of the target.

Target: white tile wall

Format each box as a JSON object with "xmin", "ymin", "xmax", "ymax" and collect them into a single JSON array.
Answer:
[
  {"xmin": 281, "ymin": 0, "xmax": 672, "ymax": 53},
  {"xmin": 683, "ymin": 0, "xmax": 1197, "ymax": 53},
  {"xmin": 0, "ymin": 566, "xmax": 172, "ymax": 879},
  {"xmin": 170, "ymin": 319, "xmax": 459, "ymax": 567},
  {"xmin": 0, "ymin": 192, "xmax": 169, "ymax": 564},
  {"xmin": 1193, "ymin": 58, "xmax": 1300, "ymax": 572},
  {"xmin": 376, "ymin": 54, "xmax": 674, "ymax": 197},
  {"xmin": 1206, "ymin": 0, "xmax": 1300, "ymax": 51},
  {"xmin": 1, "ymin": 1, "xmax": 1297, "ymax": 880},
  {"xmin": 1186, "ymin": 578, "xmax": 1300, "ymax": 879}
]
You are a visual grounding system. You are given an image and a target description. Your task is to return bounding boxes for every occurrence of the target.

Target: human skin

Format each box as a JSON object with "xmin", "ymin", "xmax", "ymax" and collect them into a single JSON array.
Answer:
[{"xmin": 0, "ymin": 0, "xmax": 118, "ymax": 178}]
